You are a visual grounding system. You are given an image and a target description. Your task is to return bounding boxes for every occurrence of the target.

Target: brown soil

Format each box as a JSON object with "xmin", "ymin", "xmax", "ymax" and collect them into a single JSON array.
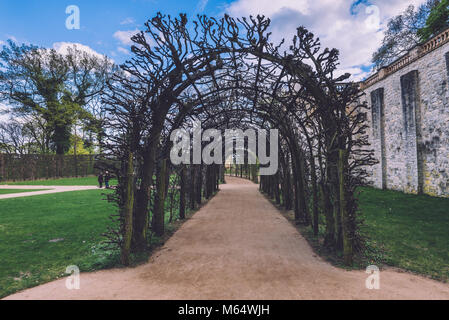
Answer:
[{"xmin": 4, "ymin": 176, "xmax": 449, "ymax": 300}]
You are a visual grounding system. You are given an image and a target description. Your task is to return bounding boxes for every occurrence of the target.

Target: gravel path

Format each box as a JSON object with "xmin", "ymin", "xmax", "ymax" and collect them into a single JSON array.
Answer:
[
  {"xmin": 4, "ymin": 176, "xmax": 449, "ymax": 300},
  {"xmin": 0, "ymin": 185, "xmax": 99, "ymax": 199}
]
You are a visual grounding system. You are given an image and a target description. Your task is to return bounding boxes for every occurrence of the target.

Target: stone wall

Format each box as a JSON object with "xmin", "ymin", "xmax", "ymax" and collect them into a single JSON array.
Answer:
[{"xmin": 361, "ymin": 29, "xmax": 449, "ymax": 197}]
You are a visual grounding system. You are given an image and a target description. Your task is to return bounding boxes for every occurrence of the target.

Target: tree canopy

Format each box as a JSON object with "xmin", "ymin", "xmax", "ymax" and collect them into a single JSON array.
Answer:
[
  {"xmin": 97, "ymin": 13, "xmax": 375, "ymax": 266},
  {"xmin": 372, "ymin": 0, "xmax": 439, "ymax": 69},
  {"xmin": 417, "ymin": 0, "xmax": 449, "ymax": 41},
  {"xmin": 0, "ymin": 41, "xmax": 114, "ymax": 154}
]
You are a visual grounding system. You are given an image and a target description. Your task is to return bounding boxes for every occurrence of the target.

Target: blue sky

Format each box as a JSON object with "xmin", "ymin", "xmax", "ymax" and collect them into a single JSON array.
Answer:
[
  {"xmin": 0, "ymin": 0, "xmax": 230, "ymax": 63},
  {"xmin": 0, "ymin": 0, "xmax": 425, "ymax": 79}
]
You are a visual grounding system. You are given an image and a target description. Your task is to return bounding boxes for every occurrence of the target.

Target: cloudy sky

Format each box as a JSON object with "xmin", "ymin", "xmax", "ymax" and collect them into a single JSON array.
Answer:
[{"xmin": 0, "ymin": 0, "xmax": 426, "ymax": 81}]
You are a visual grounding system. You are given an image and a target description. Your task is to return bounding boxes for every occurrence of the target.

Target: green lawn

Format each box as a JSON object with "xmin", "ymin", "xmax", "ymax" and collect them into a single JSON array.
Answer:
[
  {"xmin": 0, "ymin": 181, "xmax": 205, "ymax": 298},
  {"xmin": 3, "ymin": 179, "xmax": 446, "ymax": 298},
  {"xmin": 0, "ymin": 189, "xmax": 117, "ymax": 298},
  {"xmin": 0, "ymin": 189, "xmax": 49, "ymax": 195},
  {"xmin": 359, "ymin": 187, "xmax": 449, "ymax": 281},
  {"xmin": 277, "ymin": 186, "xmax": 449, "ymax": 281},
  {"xmin": 1, "ymin": 176, "xmax": 117, "ymax": 186}
]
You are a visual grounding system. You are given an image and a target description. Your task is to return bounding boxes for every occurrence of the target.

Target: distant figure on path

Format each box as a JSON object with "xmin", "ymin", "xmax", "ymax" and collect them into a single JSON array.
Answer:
[
  {"xmin": 105, "ymin": 171, "xmax": 110, "ymax": 189},
  {"xmin": 98, "ymin": 172, "xmax": 104, "ymax": 188}
]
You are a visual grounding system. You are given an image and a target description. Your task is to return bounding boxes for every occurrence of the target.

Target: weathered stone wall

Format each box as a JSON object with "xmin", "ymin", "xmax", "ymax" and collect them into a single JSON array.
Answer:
[{"xmin": 361, "ymin": 35, "xmax": 449, "ymax": 197}]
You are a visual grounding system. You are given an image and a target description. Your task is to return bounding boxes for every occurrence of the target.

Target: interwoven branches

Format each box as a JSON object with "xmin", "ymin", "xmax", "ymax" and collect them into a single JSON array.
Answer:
[{"xmin": 99, "ymin": 13, "xmax": 375, "ymax": 266}]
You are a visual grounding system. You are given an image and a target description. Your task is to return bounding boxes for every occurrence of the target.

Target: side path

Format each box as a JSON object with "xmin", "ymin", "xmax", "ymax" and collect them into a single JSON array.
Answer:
[
  {"xmin": 4, "ymin": 177, "xmax": 449, "ymax": 299},
  {"xmin": 0, "ymin": 185, "xmax": 98, "ymax": 199}
]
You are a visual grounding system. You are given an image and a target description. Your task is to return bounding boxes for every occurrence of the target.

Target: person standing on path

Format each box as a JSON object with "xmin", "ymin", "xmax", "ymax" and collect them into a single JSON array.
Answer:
[
  {"xmin": 104, "ymin": 171, "xmax": 110, "ymax": 189},
  {"xmin": 98, "ymin": 172, "xmax": 104, "ymax": 189}
]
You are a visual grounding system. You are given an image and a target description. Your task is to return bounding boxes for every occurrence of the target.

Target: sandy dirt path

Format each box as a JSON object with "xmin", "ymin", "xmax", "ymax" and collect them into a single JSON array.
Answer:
[
  {"xmin": 0, "ymin": 185, "xmax": 98, "ymax": 199},
  {"xmin": 4, "ymin": 176, "xmax": 449, "ymax": 300}
]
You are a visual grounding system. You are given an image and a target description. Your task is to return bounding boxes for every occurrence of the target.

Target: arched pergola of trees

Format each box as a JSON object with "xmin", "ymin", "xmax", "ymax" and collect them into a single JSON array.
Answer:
[{"xmin": 98, "ymin": 13, "xmax": 376, "ymax": 266}]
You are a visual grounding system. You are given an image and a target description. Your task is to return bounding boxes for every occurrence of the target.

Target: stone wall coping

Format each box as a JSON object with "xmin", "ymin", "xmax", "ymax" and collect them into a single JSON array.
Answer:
[{"xmin": 361, "ymin": 27, "xmax": 449, "ymax": 90}]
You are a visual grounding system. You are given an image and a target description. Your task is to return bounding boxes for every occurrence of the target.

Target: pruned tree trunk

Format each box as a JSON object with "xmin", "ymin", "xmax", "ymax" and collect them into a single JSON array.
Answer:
[
  {"xmin": 298, "ymin": 153, "xmax": 310, "ymax": 226},
  {"xmin": 132, "ymin": 145, "xmax": 156, "ymax": 251},
  {"xmin": 251, "ymin": 164, "xmax": 258, "ymax": 184},
  {"xmin": 331, "ymin": 156, "xmax": 343, "ymax": 251},
  {"xmin": 274, "ymin": 172, "xmax": 281, "ymax": 204},
  {"xmin": 285, "ymin": 166, "xmax": 292, "ymax": 210},
  {"xmin": 291, "ymin": 157, "xmax": 302, "ymax": 222},
  {"xmin": 121, "ymin": 151, "xmax": 134, "ymax": 265},
  {"xmin": 311, "ymin": 162, "xmax": 319, "ymax": 236},
  {"xmin": 152, "ymin": 159, "xmax": 167, "ymax": 237},
  {"xmin": 321, "ymin": 181, "xmax": 335, "ymax": 248},
  {"xmin": 179, "ymin": 166, "xmax": 186, "ymax": 219},
  {"xmin": 196, "ymin": 165, "xmax": 202, "ymax": 205},
  {"xmin": 338, "ymin": 149, "xmax": 353, "ymax": 266},
  {"xmin": 190, "ymin": 165, "xmax": 195, "ymax": 210}
]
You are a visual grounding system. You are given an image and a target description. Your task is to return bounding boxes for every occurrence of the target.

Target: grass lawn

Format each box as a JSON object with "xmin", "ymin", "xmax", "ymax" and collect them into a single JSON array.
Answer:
[
  {"xmin": 1, "ymin": 176, "xmax": 117, "ymax": 186},
  {"xmin": 0, "ymin": 189, "xmax": 117, "ymax": 298},
  {"xmin": 0, "ymin": 181, "xmax": 210, "ymax": 298},
  {"xmin": 359, "ymin": 187, "xmax": 449, "ymax": 281},
  {"xmin": 0, "ymin": 189, "xmax": 49, "ymax": 195},
  {"xmin": 275, "ymin": 186, "xmax": 449, "ymax": 281}
]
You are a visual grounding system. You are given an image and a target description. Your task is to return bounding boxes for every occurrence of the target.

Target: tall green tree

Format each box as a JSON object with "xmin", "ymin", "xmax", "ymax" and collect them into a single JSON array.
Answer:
[
  {"xmin": 0, "ymin": 41, "xmax": 113, "ymax": 154},
  {"xmin": 372, "ymin": 1, "xmax": 439, "ymax": 69},
  {"xmin": 418, "ymin": 0, "xmax": 449, "ymax": 41}
]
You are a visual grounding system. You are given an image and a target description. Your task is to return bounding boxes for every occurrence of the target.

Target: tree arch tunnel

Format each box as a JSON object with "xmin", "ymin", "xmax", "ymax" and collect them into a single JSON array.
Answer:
[{"xmin": 98, "ymin": 13, "xmax": 376, "ymax": 266}]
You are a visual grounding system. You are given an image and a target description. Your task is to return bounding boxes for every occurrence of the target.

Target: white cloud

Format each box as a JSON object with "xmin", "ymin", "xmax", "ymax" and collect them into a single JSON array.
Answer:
[
  {"xmin": 52, "ymin": 42, "xmax": 114, "ymax": 65},
  {"xmin": 197, "ymin": 0, "xmax": 209, "ymax": 12},
  {"xmin": 117, "ymin": 47, "xmax": 130, "ymax": 55},
  {"xmin": 53, "ymin": 42, "xmax": 105, "ymax": 59},
  {"xmin": 335, "ymin": 67, "xmax": 370, "ymax": 82},
  {"xmin": 0, "ymin": 35, "xmax": 18, "ymax": 46},
  {"xmin": 227, "ymin": 0, "xmax": 309, "ymax": 17},
  {"xmin": 225, "ymin": 0, "xmax": 427, "ymax": 80},
  {"xmin": 6, "ymin": 35, "xmax": 18, "ymax": 42},
  {"xmin": 120, "ymin": 17, "xmax": 135, "ymax": 25},
  {"xmin": 114, "ymin": 29, "xmax": 140, "ymax": 45}
]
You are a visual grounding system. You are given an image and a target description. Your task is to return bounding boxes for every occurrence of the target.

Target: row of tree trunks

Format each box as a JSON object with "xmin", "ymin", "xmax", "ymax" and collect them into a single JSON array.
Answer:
[
  {"xmin": 0, "ymin": 154, "xmax": 97, "ymax": 182},
  {"xmin": 227, "ymin": 164, "xmax": 259, "ymax": 182},
  {"xmin": 258, "ymin": 141, "xmax": 352, "ymax": 262},
  {"xmin": 123, "ymin": 162, "xmax": 222, "ymax": 264},
  {"xmin": 227, "ymin": 164, "xmax": 252, "ymax": 179},
  {"xmin": 101, "ymin": 13, "xmax": 376, "ymax": 270}
]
